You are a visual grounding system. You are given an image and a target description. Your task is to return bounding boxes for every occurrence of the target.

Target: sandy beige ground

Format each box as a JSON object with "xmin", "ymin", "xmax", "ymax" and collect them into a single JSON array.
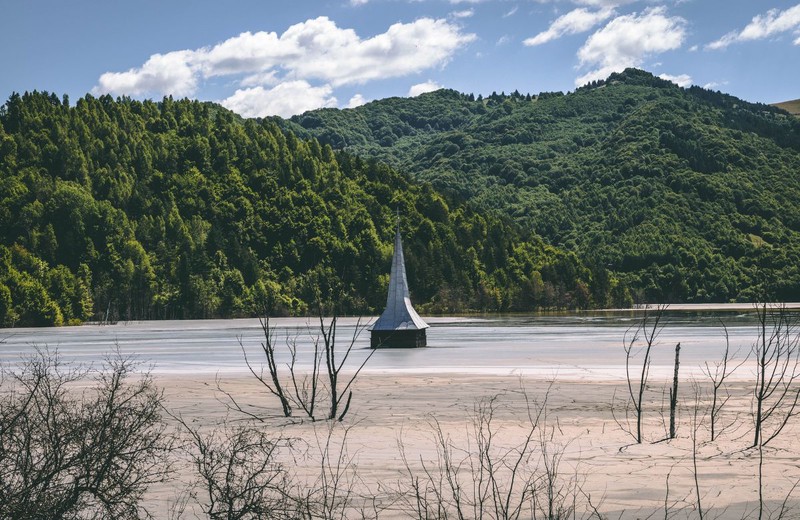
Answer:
[{"xmin": 145, "ymin": 370, "xmax": 800, "ymax": 519}]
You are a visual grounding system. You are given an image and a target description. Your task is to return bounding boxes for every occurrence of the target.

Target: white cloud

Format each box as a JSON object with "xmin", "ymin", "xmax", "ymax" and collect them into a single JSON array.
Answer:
[
  {"xmin": 575, "ymin": 7, "xmax": 687, "ymax": 86},
  {"xmin": 524, "ymin": 7, "xmax": 615, "ymax": 46},
  {"xmin": 198, "ymin": 30, "xmax": 286, "ymax": 78},
  {"xmin": 451, "ymin": 9, "xmax": 474, "ymax": 18},
  {"xmin": 733, "ymin": 4, "xmax": 800, "ymax": 39},
  {"xmin": 94, "ymin": 50, "xmax": 198, "ymax": 97},
  {"xmin": 702, "ymin": 81, "xmax": 728, "ymax": 90},
  {"xmin": 706, "ymin": 33, "xmax": 737, "ymax": 51},
  {"xmin": 199, "ymin": 17, "xmax": 474, "ymax": 87},
  {"xmin": 240, "ymin": 70, "xmax": 279, "ymax": 88},
  {"xmin": 504, "ymin": 6, "xmax": 518, "ymax": 18},
  {"xmin": 220, "ymin": 81, "xmax": 337, "ymax": 118},
  {"xmin": 658, "ymin": 73, "xmax": 692, "ymax": 87},
  {"xmin": 408, "ymin": 81, "xmax": 442, "ymax": 97},
  {"xmin": 497, "ymin": 35, "xmax": 511, "ymax": 45},
  {"xmin": 568, "ymin": 0, "xmax": 635, "ymax": 6},
  {"xmin": 708, "ymin": 4, "xmax": 800, "ymax": 49},
  {"xmin": 347, "ymin": 93, "xmax": 367, "ymax": 108},
  {"xmin": 350, "ymin": 0, "xmax": 369, "ymax": 5},
  {"xmin": 94, "ymin": 16, "xmax": 475, "ymax": 98},
  {"xmin": 284, "ymin": 17, "xmax": 475, "ymax": 86}
]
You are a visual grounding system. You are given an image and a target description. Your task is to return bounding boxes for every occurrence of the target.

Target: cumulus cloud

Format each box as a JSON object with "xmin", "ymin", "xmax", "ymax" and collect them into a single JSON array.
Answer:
[
  {"xmin": 658, "ymin": 73, "xmax": 692, "ymax": 87},
  {"xmin": 347, "ymin": 93, "xmax": 367, "ymax": 108},
  {"xmin": 94, "ymin": 16, "xmax": 475, "ymax": 98},
  {"xmin": 198, "ymin": 30, "xmax": 286, "ymax": 78},
  {"xmin": 257, "ymin": 18, "xmax": 465, "ymax": 87},
  {"xmin": 94, "ymin": 50, "xmax": 198, "ymax": 97},
  {"xmin": 202, "ymin": 17, "xmax": 475, "ymax": 87},
  {"xmin": 408, "ymin": 81, "xmax": 442, "ymax": 97},
  {"xmin": 577, "ymin": 0, "xmax": 633, "ymax": 5},
  {"xmin": 240, "ymin": 70, "xmax": 279, "ymax": 88},
  {"xmin": 703, "ymin": 81, "xmax": 728, "ymax": 90},
  {"xmin": 524, "ymin": 7, "xmax": 615, "ymax": 46},
  {"xmin": 575, "ymin": 7, "xmax": 687, "ymax": 86},
  {"xmin": 220, "ymin": 81, "xmax": 336, "ymax": 118},
  {"xmin": 708, "ymin": 4, "xmax": 800, "ymax": 50},
  {"xmin": 451, "ymin": 9, "xmax": 474, "ymax": 18}
]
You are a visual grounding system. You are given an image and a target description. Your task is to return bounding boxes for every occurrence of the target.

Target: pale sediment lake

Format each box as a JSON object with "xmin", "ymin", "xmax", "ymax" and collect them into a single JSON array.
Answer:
[
  {"xmin": 6, "ymin": 305, "xmax": 800, "ymax": 518},
  {"xmin": 2, "ymin": 304, "xmax": 797, "ymax": 380}
]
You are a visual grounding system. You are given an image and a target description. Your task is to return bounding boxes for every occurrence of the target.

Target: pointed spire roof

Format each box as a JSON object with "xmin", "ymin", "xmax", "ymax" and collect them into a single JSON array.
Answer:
[{"xmin": 371, "ymin": 217, "xmax": 429, "ymax": 331}]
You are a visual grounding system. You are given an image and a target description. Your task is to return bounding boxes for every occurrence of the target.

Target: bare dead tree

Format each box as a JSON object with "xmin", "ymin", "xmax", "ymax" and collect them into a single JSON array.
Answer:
[
  {"xmin": 775, "ymin": 479, "xmax": 800, "ymax": 520},
  {"xmin": 751, "ymin": 303, "xmax": 800, "ymax": 448},
  {"xmin": 663, "ymin": 466, "xmax": 675, "ymax": 520},
  {"xmin": 669, "ymin": 343, "xmax": 681, "ymax": 440},
  {"xmin": 175, "ymin": 417, "xmax": 296, "ymax": 520},
  {"xmin": 534, "ymin": 422, "xmax": 576, "ymax": 520},
  {"xmin": 580, "ymin": 487, "xmax": 607, "ymax": 520},
  {"xmin": 701, "ymin": 321, "xmax": 746, "ymax": 442},
  {"xmin": 0, "ymin": 348, "xmax": 173, "ymax": 519},
  {"xmin": 174, "ymin": 410, "xmax": 378, "ymax": 520},
  {"xmin": 616, "ymin": 304, "xmax": 668, "ymax": 444},
  {"xmin": 752, "ymin": 434, "xmax": 800, "ymax": 520},
  {"xmin": 689, "ymin": 383, "xmax": 705, "ymax": 520},
  {"xmin": 757, "ymin": 436, "xmax": 765, "ymax": 520},
  {"xmin": 230, "ymin": 319, "xmax": 322, "ymax": 422},
  {"xmin": 230, "ymin": 308, "xmax": 373, "ymax": 422},
  {"xmin": 239, "ymin": 315, "xmax": 293, "ymax": 418},
  {"xmin": 318, "ymin": 314, "xmax": 374, "ymax": 422},
  {"xmin": 398, "ymin": 384, "xmax": 586, "ymax": 519},
  {"xmin": 295, "ymin": 422, "xmax": 379, "ymax": 520},
  {"xmin": 288, "ymin": 332, "xmax": 322, "ymax": 420}
]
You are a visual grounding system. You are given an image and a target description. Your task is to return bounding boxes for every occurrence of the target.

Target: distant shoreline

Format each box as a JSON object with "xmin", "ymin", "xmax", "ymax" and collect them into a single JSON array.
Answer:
[{"xmin": 32, "ymin": 302, "xmax": 800, "ymax": 330}]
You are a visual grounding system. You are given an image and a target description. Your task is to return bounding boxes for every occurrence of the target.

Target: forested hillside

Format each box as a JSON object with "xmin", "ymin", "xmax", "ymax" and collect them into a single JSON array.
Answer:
[
  {"xmin": 281, "ymin": 69, "xmax": 800, "ymax": 303},
  {"xmin": 0, "ymin": 92, "xmax": 614, "ymax": 326},
  {"xmin": 3, "ymin": 69, "xmax": 797, "ymax": 326}
]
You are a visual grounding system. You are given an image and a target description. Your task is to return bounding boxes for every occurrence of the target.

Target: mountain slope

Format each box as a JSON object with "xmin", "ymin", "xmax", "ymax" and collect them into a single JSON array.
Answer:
[
  {"xmin": 774, "ymin": 99, "xmax": 800, "ymax": 116},
  {"xmin": 279, "ymin": 69, "xmax": 800, "ymax": 302},
  {"xmin": 0, "ymin": 92, "xmax": 608, "ymax": 326}
]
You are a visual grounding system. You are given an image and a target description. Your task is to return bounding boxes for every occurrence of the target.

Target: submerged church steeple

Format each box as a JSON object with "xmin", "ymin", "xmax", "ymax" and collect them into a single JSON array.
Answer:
[{"xmin": 370, "ymin": 214, "xmax": 429, "ymax": 348}]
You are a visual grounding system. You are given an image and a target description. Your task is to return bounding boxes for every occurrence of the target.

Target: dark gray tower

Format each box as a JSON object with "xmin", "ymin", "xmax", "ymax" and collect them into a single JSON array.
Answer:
[{"xmin": 370, "ymin": 221, "xmax": 429, "ymax": 348}]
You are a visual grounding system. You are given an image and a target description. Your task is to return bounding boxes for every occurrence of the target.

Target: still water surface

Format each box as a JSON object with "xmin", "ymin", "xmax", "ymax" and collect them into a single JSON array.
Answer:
[{"xmin": 0, "ymin": 306, "xmax": 792, "ymax": 380}]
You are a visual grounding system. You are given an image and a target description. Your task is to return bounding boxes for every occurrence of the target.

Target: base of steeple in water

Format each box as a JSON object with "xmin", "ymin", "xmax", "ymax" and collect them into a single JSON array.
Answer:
[
  {"xmin": 370, "ymin": 216, "xmax": 429, "ymax": 348},
  {"xmin": 370, "ymin": 329, "xmax": 427, "ymax": 349}
]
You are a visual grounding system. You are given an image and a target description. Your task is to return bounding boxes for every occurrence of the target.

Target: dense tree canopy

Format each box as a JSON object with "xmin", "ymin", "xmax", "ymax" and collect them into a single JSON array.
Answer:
[
  {"xmin": 0, "ymin": 91, "xmax": 610, "ymax": 326},
  {"xmin": 281, "ymin": 69, "xmax": 800, "ymax": 303}
]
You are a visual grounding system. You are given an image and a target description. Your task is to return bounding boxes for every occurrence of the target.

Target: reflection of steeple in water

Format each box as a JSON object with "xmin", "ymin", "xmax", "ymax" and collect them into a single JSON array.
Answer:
[{"xmin": 370, "ymin": 212, "xmax": 429, "ymax": 348}]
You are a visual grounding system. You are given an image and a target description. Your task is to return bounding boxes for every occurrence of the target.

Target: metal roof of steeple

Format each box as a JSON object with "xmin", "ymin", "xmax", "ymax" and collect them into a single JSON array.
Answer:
[{"xmin": 371, "ymin": 218, "xmax": 429, "ymax": 331}]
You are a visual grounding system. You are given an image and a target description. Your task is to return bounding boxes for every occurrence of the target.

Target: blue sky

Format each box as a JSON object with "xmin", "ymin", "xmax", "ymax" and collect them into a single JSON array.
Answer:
[{"xmin": 2, "ymin": 0, "xmax": 799, "ymax": 117}]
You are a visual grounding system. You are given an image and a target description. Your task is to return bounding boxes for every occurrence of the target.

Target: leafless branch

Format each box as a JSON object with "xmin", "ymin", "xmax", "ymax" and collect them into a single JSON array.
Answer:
[{"xmin": 0, "ymin": 347, "xmax": 173, "ymax": 519}]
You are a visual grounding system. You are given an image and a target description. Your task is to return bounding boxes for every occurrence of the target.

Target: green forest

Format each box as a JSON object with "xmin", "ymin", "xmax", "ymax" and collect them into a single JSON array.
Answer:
[
  {"xmin": 0, "ymin": 91, "xmax": 618, "ymax": 327},
  {"xmin": 282, "ymin": 69, "xmax": 800, "ymax": 305},
  {"xmin": 3, "ymin": 68, "xmax": 800, "ymax": 327}
]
